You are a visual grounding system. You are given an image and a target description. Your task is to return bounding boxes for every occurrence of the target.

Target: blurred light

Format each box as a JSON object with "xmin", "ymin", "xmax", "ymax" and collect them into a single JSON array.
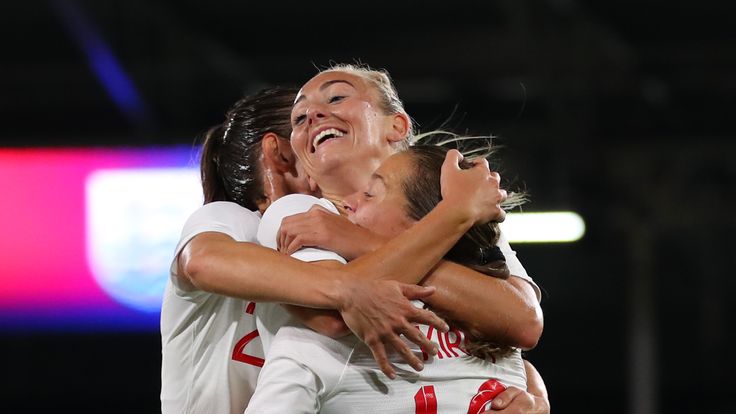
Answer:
[
  {"xmin": 50, "ymin": 0, "xmax": 151, "ymax": 126},
  {"xmin": 0, "ymin": 146, "xmax": 197, "ymax": 332},
  {"xmin": 86, "ymin": 168, "xmax": 201, "ymax": 312},
  {"xmin": 500, "ymin": 212, "xmax": 585, "ymax": 243}
]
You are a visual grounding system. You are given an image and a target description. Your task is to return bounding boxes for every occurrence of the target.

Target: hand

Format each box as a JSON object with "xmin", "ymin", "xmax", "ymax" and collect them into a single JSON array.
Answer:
[
  {"xmin": 440, "ymin": 149, "xmax": 507, "ymax": 225},
  {"xmin": 485, "ymin": 386, "xmax": 550, "ymax": 413},
  {"xmin": 336, "ymin": 278, "xmax": 450, "ymax": 379},
  {"xmin": 277, "ymin": 204, "xmax": 385, "ymax": 260}
]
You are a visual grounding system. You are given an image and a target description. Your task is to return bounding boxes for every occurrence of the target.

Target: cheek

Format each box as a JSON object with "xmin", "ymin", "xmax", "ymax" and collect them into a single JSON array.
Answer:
[
  {"xmin": 291, "ymin": 129, "xmax": 308, "ymax": 153},
  {"xmin": 368, "ymin": 210, "xmax": 412, "ymax": 239},
  {"xmin": 384, "ymin": 212, "xmax": 413, "ymax": 237}
]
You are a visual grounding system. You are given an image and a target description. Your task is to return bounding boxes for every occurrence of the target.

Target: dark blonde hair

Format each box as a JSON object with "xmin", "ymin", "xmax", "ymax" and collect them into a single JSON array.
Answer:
[{"xmin": 320, "ymin": 63, "xmax": 415, "ymax": 150}]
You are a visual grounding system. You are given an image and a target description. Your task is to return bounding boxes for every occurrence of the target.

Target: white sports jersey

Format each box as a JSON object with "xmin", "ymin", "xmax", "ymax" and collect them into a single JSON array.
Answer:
[
  {"xmin": 254, "ymin": 194, "xmax": 347, "ymax": 357},
  {"xmin": 160, "ymin": 201, "xmax": 265, "ymax": 414},
  {"xmin": 245, "ymin": 194, "xmax": 535, "ymax": 414},
  {"xmin": 245, "ymin": 322, "xmax": 527, "ymax": 413}
]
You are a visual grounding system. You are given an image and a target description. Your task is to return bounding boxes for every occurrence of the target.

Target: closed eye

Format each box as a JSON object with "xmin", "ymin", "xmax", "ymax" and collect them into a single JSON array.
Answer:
[
  {"xmin": 329, "ymin": 95, "xmax": 345, "ymax": 104},
  {"xmin": 293, "ymin": 114, "xmax": 306, "ymax": 125}
]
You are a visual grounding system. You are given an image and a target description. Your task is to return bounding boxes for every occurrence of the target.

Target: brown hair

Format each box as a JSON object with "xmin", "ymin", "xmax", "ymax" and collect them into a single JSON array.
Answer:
[
  {"xmin": 199, "ymin": 87, "xmax": 297, "ymax": 210},
  {"xmin": 402, "ymin": 144, "xmax": 527, "ymax": 360}
]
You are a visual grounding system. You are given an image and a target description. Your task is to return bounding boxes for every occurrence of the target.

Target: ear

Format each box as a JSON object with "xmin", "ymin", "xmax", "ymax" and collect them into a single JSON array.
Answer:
[
  {"xmin": 386, "ymin": 112, "xmax": 410, "ymax": 144},
  {"xmin": 261, "ymin": 133, "xmax": 294, "ymax": 173},
  {"xmin": 308, "ymin": 175, "xmax": 320, "ymax": 194}
]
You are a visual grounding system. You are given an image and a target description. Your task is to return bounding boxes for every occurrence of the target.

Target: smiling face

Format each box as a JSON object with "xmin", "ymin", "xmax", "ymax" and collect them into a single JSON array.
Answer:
[
  {"xmin": 343, "ymin": 151, "xmax": 416, "ymax": 239},
  {"xmin": 290, "ymin": 69, "xmax": 410, "ymax": 199}
]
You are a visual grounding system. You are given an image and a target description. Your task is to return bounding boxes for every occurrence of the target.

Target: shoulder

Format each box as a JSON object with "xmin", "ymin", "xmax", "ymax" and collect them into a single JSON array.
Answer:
[
  {"xmin": 257, "ymin": 195, "xmax": 338, "ymax": 248},
  {"xmin": 263, "ymin": 194, "xmax": 338, "ymax": 219},
  {"xmin": 192, "ymin": 201, "xmax": 261, "ymax": 222},
  {"xmin": 180, "ymin": 201, "xmax": 261, "ymax": 244}
]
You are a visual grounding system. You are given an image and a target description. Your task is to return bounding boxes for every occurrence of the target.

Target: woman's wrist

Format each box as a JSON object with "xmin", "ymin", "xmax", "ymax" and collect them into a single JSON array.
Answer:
[{"xmin": 431, "ymin": 200, "xmax": 476, "ymax": 232}]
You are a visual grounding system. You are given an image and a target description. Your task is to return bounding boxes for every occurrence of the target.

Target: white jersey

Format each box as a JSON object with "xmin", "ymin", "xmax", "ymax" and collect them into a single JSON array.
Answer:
[
  {"xmin": 254, "ymin": 194, "xmax": 347, "ymax": 357},
  {"xmin": 160, "ymin": 201, "xmax": 265, "ymax": 414},
  {"xmin": 246, "ymin": 194, "xmax": 537, "ymax": 414}
]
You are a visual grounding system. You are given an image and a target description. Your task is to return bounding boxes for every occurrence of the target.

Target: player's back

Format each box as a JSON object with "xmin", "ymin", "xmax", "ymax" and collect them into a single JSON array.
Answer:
[
  {"xmin": 319, "ymin": 321, "xmax": 527, "ymax": 413},
  {"xmin": 251, "ymin": 314, "xmax": 527, "ymax": 414}
]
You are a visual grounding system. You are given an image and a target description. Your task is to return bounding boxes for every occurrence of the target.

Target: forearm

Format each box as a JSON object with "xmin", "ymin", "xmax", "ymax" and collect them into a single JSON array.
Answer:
[
  {"xmin": 420, "ymin": 261, "xmax": 543, "ymax": 349},
  {"xmin": 524, "ymin": 359, "xmax": 549, "ymax": 403},
  {"xmin": 180, "ymin": 232, "xmax": 346, "ymax": 308},
  {"xmin": 344, "ymin": 201, "xmax": 473, "ymax": 282},
  {"xmin": 338, "ymin": 203, "xmax": 543, "ymax": 348},
  {"xmin": 283, "ymin": 260, "xmax": 351, "ymax": 337},
  {"xmin": 283, "ymin": 305, "xmax": 350, "ymax": 338}
]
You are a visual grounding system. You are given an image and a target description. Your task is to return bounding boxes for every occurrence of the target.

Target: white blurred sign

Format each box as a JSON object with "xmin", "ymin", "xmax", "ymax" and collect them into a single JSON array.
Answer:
[{"xmin": 86, "ymin": 168, "xmax": 201, "ymax": 312}]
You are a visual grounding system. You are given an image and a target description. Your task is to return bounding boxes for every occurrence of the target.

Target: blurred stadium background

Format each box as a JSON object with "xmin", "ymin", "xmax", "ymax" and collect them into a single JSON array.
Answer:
[{"xmin": 1, "ymin": 0, "xmax": 734, "ymax": 412}]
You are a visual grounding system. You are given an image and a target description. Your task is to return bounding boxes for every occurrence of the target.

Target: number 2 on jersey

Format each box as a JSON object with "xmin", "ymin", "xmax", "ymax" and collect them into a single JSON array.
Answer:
[{"xmin": 231, "ymin": 302, "xmax": 264, "ymax": 367}]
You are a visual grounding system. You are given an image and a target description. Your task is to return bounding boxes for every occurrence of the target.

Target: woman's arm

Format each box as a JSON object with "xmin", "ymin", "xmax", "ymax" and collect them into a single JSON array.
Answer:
[
  {"xmin": 276, "ymin": 207, "xmax": 543, "ymax": 348},
  {"xmin": 420, "ymin": 263, "xmax": 543, "ymax": 349},
  {"xmin": 179, "ymin": 232, "xmax": 344, "ymax": 307},
  {"xmin": 179, "ymin": 231, "xmax": 447, "ymax": 377},
  {"xmin": 179, "ymin": 150, "xmax": 496, "ymax": 306},
  {"xmin": 275, "ymin": 152, "xmax": 542, "ymax": 347}
]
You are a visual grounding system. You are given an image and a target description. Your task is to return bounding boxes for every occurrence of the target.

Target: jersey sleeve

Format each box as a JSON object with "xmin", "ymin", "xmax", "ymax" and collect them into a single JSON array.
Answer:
[
  {"xmin": 497, "ymin": 230, "xmax": 542, "ymax": 302},
  {"xmin": 243, "ymin": 355, "xmax": 321, "ymax": 414},
  {"xmin": 257, "ymin": 194, "xmax": 347, "ymax": 264},
  {"xmin": 169, "ymin": 201, "xmax": 261, "ymax": 289}
]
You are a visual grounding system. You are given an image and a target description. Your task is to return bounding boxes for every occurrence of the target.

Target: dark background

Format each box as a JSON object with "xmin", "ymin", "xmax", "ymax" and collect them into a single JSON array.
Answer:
[{"xmin": 2, "ymin": 0, "xmax": 735, "ymax": 412}]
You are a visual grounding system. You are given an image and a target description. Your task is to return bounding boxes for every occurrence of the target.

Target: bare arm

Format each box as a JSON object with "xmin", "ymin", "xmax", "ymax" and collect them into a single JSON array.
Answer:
[
  {"xmin": 178, "ymin": 232, "xmax": 347, "ymax": 308},
  {"xmin": 179, "ymin": 150, "xmax": 496, "ymax": 306},
  {"xmin": 420, "ymin": 263, "xmax": 543, "ymax": 349},
  {"xmin": 278, "ymin": 209, "xmax": 543, "ymax": 348},
  {"xmin": 178, "ymin": 150, "xmax": 514, "ymax": 375}
]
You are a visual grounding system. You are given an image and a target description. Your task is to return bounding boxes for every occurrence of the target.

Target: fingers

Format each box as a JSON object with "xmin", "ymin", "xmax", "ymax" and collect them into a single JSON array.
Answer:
[
  {"xmin": 473, "ymin": 156, "xmax": 490, "ymax": 171},
  {"xmin": 410, "ymin": 306, "xmax": 449, "ymax": 333},
  {"xmin": 490, "ymin": 386, "xmax": 524, "ymax": 410},
  {"xmin": 399, "ymin": 283, "xmax": 436, "ymax": 300},
  {"xmin": 402, "ymin": 324, "xmax": 439, "ymax": 357},
  {"xmin": 365, "ymin": 338, "xmax": 396, "ymax": 379},
  {"xmin": 398, "ymin": 284, "xmax": 449, "ymax": 332},
  {"xmin": 386, "ymin": 334, "xmax": 424, "ymax": 372},
  {"xmin": 441, "ymin": 149, "xmax": 464, "ymax": 175},
  {"xmin": 284, "ymin": 235, "xmax": 304, "ymax": 256}
]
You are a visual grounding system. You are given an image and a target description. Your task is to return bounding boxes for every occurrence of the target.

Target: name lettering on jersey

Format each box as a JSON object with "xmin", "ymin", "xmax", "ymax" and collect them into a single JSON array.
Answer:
[{"xmin": 417, "ymin": 325, "xmax": 471, "ymax": 361}]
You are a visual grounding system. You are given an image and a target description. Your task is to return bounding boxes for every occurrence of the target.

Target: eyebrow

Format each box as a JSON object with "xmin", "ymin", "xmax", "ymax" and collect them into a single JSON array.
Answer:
[
  {"xmin": 294, "ymin": 79, "xmax": 355, "ymax": 105},
  {"xmin": 371, "ymin": 172, "xmax": 387, "ymax": 188}
]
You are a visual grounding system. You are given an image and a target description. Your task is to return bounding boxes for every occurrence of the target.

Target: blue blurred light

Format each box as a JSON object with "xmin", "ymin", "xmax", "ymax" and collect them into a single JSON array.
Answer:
[{"xmin": 50, "ymin": 0, "xmax": 150, "ymax": 126}]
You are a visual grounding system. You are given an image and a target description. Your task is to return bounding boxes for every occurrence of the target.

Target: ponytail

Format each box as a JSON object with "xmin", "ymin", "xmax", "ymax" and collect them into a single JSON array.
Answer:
[
  {"xmin": 194, "ymin": 86, "xmax": 298, "ymax": 210},
  {"xmin": 200, "ymin": 124, "xmax": 228, "ymax": 203}
]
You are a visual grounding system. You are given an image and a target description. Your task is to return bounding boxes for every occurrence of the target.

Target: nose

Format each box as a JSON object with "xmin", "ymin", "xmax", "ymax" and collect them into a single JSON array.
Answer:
[
  {"xmin": 343, "ymin": 193, "xmax": 358, "ymax": 215},
  {"xmin": 306, "ymin": 103, "xmax": 327, "ymax": 125}
]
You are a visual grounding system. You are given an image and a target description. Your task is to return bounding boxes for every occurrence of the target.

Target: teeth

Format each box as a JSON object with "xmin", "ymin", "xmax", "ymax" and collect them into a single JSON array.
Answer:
[{"xmin": 313, "ymin": 128, "xmax": 344, "ymax": 150}]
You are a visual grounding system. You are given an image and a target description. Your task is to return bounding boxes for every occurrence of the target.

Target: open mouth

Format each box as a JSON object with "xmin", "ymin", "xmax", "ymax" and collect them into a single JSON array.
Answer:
[{"xmin": 311, "ymin": 128, "xmax": 346, "ymax": 152}]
